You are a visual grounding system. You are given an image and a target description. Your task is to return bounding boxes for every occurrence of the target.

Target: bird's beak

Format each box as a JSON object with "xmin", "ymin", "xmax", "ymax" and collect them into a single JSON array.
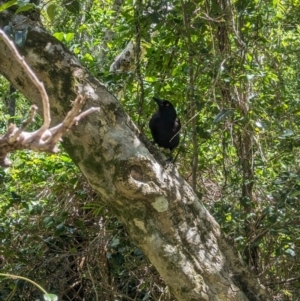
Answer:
[{"xmin": 153, "ymin": 97, "xmax": 163, "ymax": 106}]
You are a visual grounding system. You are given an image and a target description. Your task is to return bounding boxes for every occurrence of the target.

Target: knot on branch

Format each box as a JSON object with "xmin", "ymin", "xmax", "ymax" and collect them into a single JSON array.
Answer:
[
  {"xmin": 115, "ymin": 158, "xmax": 164, "ymax": 201},
  {"xmin": 130, "ymin": 165, "xmax": 144, "ymax": 182}
]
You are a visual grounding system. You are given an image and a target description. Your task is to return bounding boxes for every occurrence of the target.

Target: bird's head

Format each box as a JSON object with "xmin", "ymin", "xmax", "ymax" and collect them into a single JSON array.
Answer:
[{"xmin": 153, "ymin": 97, "xmax": 175, "ymax": 110}]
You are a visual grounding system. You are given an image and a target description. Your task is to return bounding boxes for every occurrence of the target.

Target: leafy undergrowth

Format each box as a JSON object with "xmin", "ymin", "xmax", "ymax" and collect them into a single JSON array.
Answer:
[{"xmin": 0, "ymin": 150, "xmax": 174, "ymax": 301}]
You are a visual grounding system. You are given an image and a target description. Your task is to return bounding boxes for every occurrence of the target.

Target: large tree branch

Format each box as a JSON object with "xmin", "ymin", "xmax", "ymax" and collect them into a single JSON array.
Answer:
[{"xmin": 0, "ymin": 7, "xmax": 271, "ymax": 301}]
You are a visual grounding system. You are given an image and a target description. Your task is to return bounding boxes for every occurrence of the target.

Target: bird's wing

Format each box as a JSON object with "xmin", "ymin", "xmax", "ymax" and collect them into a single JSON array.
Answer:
[{"xmin": 173, "ymin": 117, "xmax": 181, "ymax": 132}]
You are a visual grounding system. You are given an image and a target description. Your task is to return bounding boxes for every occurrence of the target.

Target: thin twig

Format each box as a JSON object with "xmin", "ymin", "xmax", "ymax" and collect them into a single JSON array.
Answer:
[{"xmin": 0, "ymin": 30, "xmax": 51, "ymax": 133}]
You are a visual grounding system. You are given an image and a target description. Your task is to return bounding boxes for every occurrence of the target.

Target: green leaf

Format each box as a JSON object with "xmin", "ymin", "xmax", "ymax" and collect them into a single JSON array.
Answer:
[
  {"xmin": 65, "ymin": 32, "xmax": 75, "ymax": 42},
  {"xmin": 17, "ymin": 0, "xmax": 31, "ymax": 4},
  {"xmin": 284, "ymin": 248, "xmax": 296, "ymax": 257},
  {"xmin": 43, "ymin": 294, "xmax": 58, "ymax": 301},
  {"xmin": 15, "ymin": 3, "xmax": 34, "ymax": 13},
  {"xmin": 83, "ymin": 53, "xmax": 93, "ymax": 62},
  {"xmin": 145, "ymin": 76, "xmax": 157, "ymax": 83},
  {"xmin": 53, "ymin": 32, "xmax": 64, "ymax": 41},
  {"xmin": 246, "ymin": 53, "xmax": 252, "ymax": 62},
  {"xmin": 282, "ymin": 129, "xmax": 294, "ymax": 137},
  {"xmin": 43, "ymin": 216, "xmax": 54, "ymax": 228},
  {"xmin": 110, "ymin": 238, "xmax": 120, "ymax": 247},
  {"xmin": 46, "ymin": 4, "xmax": 56, "ymax": 23},
  {"xmin": 64, "ymin": 0, "xmax": 80, "ymax": 14},
  {"xmin": 246, "ymin": 74, "xmax": 255, "ymax": 80},
  {"xmin": 60, "ymin": 155, "xmax": 72, "ymax": 163},
  {"xmin": 0, "ymin": 0, "xmax": 17, "ymax": 12},
  {"xmin": 79, "ymin": 24, "xmax": 88, "ymax": 32},
  {"xmin": 213, "ymin": 109, "xmax": 233, "ymax": 124},
  {"xmin": 289, "ymin": 190, "xmax": 300, "ymax": 198}
]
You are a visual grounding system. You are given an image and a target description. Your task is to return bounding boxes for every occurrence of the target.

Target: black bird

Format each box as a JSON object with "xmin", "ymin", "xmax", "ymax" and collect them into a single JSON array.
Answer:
[{"xmin": 149, "ymin": 97, "xmax": 181, "ymax": 154}]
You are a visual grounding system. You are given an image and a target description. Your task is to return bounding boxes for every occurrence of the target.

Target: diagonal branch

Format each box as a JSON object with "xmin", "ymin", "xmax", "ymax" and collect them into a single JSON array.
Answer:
[
  {"xmin": 0, "ymin": 29, "xmax": 100, "ymax": 167},
  {"xmin": 0, "ymin": 29, "xmax": 51, "ymax": 135}
]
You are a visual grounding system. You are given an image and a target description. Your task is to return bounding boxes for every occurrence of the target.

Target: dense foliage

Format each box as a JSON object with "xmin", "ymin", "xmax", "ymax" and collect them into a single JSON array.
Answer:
[{"xmin": 1, "ymin": 0, "xmax": 300, "ymax": 300}]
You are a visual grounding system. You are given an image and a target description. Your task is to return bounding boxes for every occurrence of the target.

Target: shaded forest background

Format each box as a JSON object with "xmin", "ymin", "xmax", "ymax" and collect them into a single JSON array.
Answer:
[{"xmin": 1, "ymin": 0, "xmax": 300, "ymax": 300}]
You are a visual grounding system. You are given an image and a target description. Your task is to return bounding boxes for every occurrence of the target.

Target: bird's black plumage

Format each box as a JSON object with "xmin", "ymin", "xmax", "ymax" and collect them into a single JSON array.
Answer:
[{"xmin": 149, "ymin": 97, "xmax": 181, "ymax": 152}]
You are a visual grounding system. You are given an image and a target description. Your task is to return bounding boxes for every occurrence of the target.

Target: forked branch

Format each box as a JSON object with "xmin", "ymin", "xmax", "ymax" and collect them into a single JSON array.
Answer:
[{"xmin": 0, "ymin": 29, "xmax": 100, "ymax": 167}]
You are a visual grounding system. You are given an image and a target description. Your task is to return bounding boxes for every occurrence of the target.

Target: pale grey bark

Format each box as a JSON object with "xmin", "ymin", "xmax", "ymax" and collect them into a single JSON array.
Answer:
[{"xmin": 0, "ymin": 7, "xmax": 271, "ymax": 301}]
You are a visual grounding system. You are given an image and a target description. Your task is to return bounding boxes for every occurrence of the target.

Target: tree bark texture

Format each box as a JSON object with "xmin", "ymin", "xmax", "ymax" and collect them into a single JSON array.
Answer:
[{"xmin": 0, "ymin": 8, "xmax": 271, "ymax": 301}]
